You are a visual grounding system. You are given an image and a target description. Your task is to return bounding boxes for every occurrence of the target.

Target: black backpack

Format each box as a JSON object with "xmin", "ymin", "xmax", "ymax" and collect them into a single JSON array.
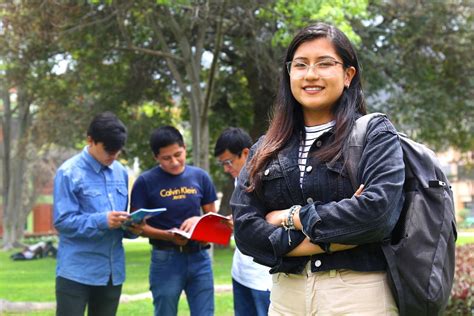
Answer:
[{"xmin": 345, "ymin": 113, "xmax": 457, "ymax": 316}]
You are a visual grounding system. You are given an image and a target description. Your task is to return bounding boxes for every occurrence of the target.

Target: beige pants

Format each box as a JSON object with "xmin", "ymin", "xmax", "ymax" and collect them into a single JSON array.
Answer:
[{"xmin": 269, "ymin": 265, "xmax": 398, "ymax": 316}]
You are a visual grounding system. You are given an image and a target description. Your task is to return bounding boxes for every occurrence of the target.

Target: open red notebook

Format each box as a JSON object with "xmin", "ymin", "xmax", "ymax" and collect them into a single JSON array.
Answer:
[{"xmin": 170, "ymin": 213, "xmax": 232, "ymax": 245}]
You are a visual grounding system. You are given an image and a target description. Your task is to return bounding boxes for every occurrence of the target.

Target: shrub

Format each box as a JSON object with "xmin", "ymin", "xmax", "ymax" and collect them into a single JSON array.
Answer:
[{"xmin": 445, "ymin": 244, "xmax": 474, "ymax": 315}]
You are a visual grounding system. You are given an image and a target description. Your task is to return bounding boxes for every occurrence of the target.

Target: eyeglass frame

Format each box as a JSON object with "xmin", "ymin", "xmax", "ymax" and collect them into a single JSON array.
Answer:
[
  {"xmin": 216, "ymin": 151, "xmax": 242, "ymax": 168},
  {"xmin": 286, "ymin": 59, "xmax": 345, "ymax": 78},
  {"xmin": 217, "ymin": 159, "xmax": 234, "ymax": 167}
]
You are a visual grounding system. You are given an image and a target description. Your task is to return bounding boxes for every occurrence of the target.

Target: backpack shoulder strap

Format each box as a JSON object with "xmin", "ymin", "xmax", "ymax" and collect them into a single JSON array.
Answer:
[{"xmin": 345, "ymin": 112, "xmax": 387, "ymax": 191}]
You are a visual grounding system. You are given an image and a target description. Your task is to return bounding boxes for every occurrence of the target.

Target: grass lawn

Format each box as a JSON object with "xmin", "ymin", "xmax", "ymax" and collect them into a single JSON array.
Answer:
[
  {"xmin": 3, "ymin": 232, "xmax": 472, "ymax": 315},
  {"xmin": 456, "ymin": 234, "xmax": 474, "ymax": 245},
  {"xmin": 0, "ymin": 239, "xmax": 234, "ymax": 315}
]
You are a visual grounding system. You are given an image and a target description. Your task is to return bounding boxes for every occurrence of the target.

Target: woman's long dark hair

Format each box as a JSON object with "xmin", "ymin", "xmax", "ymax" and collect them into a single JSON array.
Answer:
[{"xmin": 247, "ymin": 22, "xmax": 367, "ymax": 192}]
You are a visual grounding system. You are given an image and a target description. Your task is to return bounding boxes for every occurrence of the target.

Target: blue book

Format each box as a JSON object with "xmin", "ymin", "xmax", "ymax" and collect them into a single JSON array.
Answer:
[{"xmin": 122, "ymin": 208, "xmax": 166, "ymax": 228}]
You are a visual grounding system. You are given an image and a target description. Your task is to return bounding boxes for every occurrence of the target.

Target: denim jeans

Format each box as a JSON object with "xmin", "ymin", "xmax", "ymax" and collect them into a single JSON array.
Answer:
[
  {"xmin": 232, "ymin": 278, "xmax": 270, "ymax": 316},
  {"xmin": 149, "ymin": 248, "xmax": 214, "ymax": 316}
]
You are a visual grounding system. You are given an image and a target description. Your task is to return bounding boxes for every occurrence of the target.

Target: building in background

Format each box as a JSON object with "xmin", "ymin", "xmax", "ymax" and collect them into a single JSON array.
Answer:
[{"xmin": 438, "ymin": 149, "xmax": 474, "ymax": 227}]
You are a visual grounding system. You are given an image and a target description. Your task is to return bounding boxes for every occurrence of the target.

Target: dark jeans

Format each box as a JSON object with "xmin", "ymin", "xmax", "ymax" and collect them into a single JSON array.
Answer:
[
  {"xmin": 56, "ymin": 276, "xmax": 122, "ymax": 316},
  {"xmin": 149, "ymin": 249, "xmax": 214, "ymax": 316},
  {"xmin": 232, "ymin": 278, "xmax": 270, "ymax": 316}
]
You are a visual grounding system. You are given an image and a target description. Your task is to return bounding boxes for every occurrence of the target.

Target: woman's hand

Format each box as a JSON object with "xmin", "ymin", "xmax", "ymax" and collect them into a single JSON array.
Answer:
[
  {"xmin": 354, "ymin": 184, "xmax": 364, "ymax": 197},
  {"xmin": 286, "ymin": 238, "xmax": 357, "ymax": 256},
  {"xmin": 265, "ymin": 209, "xmax": 287, "ymax": 226},
  {"xmin": 266, "ymin": 184, "xmax": 364, "ymax": 230},
  {"xmin": 286, "ymin": 185, "xmax": 364, "ymax": 256}
]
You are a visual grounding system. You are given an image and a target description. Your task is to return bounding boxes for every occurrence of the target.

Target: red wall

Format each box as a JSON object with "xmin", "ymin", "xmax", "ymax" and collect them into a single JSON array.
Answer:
[{"xmin": 33, "ymin": 204, "xmax": 56, "ymax": 234}]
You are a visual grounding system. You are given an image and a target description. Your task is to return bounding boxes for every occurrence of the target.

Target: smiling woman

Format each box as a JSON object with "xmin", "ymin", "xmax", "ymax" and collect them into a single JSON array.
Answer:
[
  {"xmin": 231, "ymin": 22, "xmax": 405, "ymax": 315},
  {"xmin": 288, "ymin": 37, "xmax": 355, "ymax": 126}
]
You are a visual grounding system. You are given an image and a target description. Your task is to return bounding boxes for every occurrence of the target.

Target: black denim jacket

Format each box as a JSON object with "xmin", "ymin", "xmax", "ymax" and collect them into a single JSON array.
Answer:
[{"xmin": 231, "ymin": 116, "xmax": 405, "ymax": 274}]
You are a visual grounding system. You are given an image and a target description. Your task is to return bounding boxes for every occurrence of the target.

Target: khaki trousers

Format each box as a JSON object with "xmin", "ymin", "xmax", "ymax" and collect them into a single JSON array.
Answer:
[{"xmin": 269, "ymin": 265, "xmax": 398, "ymax": 316}]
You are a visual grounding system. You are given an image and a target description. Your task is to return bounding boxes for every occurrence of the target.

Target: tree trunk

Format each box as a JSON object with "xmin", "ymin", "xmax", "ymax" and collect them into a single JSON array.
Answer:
[
  {"xmin": 218, "ymin": 179, "xmax": 234, "ymax": 216},
  {"xmin": 189, "ymin": 97, "xmax": 203, "ymax": 169},
  {"xmin": 199, "ymin": 114, "xmax": 210, "ymax": 171},
  {"xmin": 1, "ymin": 84, "xmax": 11, "ymax": 219},
  {"xmin": 2, "ymin": 88, "xmax": 32, "ymax": 249},
  {"xmin": 6, "ymin": 155, "xmax": 28, "ymax": 247},
  {"xmin": 242, "ymin": 54, "xmax": 276, "ymax": 140},
  {"xmin": 198, "ymin": 0, "xmax": 225, "ymax": 172},
  {"xmin": 117, "ymin": 1, "xmax": 226, "ymax": 172},
  {"xmin": 3, "ymin": 144, "xmax": 28, "ymax": 249}
]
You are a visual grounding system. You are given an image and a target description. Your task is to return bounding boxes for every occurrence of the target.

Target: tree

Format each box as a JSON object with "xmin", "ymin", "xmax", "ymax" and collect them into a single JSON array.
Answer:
[
  {"xmin": 113, "ymin": 0, "xmax": 227, "ymax": 171},
  {"xmin": 355, "ymin": 0, "xmax": 474, "ymax": 151},
  {"xmin": 0, "ymin": 1, "xmax": 372, "ymax": 245},
  {"xmin": 40, "ymin": 0, "xmax": 228, "ymax": 171},
  {"xmin": 0, "ymin": 1, "xmax": 61, "ymax": 248},
  {"xmin": 31, "ymin": 1, "xmax": 180, "ymax": 164},
  {"xmin": 44, "ymin": 0, "xmax": 368, "ymax": 171}
]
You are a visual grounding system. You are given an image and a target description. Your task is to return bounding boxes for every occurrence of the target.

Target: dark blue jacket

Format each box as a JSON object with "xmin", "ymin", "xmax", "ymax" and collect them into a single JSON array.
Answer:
[{"xmin": 231, "ymin": 116, "xmax": 405, "ymax": 274}]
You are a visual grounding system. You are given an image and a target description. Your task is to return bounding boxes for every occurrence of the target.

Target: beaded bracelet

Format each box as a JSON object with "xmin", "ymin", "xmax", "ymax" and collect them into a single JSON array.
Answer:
[
  {"xmin": 284, "ymin": 205, "xmax": 301, "ymax": 245},
  {"xmin": 286, "ymin": 205, "xmax": 301, "ymax": 230}
]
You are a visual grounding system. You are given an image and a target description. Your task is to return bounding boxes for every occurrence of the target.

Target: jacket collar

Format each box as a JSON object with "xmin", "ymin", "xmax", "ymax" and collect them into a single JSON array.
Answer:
[{"xmin": 82, "ymin": 146, "xmax": 111, "ymax": 174}]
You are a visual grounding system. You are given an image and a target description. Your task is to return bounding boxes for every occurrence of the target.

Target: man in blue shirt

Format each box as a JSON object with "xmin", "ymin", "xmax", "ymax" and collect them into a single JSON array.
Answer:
[
  {"xmin": 131, "ymin": 126, "xmax": 217, "ymax": 316},
  {"xmin": 54, "ymin": 112, "xmax": 137, "ymax": 316}
]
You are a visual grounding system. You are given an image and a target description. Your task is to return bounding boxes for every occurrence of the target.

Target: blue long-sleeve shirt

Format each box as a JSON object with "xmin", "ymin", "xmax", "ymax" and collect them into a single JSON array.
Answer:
[{"xmin": 53, "ymin": 147, "xmax": 129, "ymax": 286}]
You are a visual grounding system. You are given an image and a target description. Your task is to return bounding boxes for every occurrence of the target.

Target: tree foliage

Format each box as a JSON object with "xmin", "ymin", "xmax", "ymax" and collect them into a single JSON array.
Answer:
[
  {"xmin": 356, "ymin": 0, "xmax": 474, "ymax": 151},
  {"xmin": 0, "ymin": 0, "xmax": 63, "ymax": 248},
  {"xmin": 33, "ymin": 1, "xmax": 178, "ymax": 159},
  {"xmin": 42, "ymin": 1, "xmax": 230, "ymax": 170},
  {"xmin": 1, "ymin": 0, "xmax": 472, "ymax": 245}
]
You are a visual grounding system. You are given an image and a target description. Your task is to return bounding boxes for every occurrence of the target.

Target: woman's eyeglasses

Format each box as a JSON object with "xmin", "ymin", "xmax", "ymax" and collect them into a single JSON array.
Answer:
[{"xmin": 286, "ymin": 59, "xmax": 344, "ymax": 79}]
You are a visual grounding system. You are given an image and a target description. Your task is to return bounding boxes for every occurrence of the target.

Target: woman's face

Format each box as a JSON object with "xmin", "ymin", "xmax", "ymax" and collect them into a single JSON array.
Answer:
[{"xmin": 289, "ymin": 37, "xmax": 355, "ymax": 126}]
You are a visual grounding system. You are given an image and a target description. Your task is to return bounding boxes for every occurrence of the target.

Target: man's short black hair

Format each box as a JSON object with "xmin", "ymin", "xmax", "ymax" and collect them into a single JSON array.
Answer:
[
  {"xmin": 150, "ymin": 125, "xmax": 184, "ymax": 156},
  {"xmin": 87, "ymin": 112, "xmax": 127, "ymax": 153},
  {"xmin": 214, "ymin": 127, "xmax": 252, "ymax": 157}
]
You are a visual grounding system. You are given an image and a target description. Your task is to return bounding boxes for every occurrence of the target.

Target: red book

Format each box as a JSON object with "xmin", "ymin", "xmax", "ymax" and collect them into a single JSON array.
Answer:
[{"xmin": 170, "ymin": 212, "xmax": 232, "ymax": 245}]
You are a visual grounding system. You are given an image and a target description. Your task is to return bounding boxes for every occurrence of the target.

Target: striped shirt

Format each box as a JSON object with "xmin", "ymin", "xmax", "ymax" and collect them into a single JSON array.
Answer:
[{"xmin": 298, "ymin": 121, "xmax": 335, "ymax": 187}]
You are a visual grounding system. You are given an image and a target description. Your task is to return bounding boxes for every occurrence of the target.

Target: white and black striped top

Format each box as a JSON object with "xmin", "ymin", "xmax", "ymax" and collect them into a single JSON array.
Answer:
[{"xmin": 298, "ymin": 121, "xmax": 335, "ymax": 187}]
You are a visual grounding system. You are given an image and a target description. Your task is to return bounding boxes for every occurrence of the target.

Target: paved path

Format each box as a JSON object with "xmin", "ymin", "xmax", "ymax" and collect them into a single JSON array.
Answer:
[{"xmin": 0, "ymin": 284, "xmax": 232, "ymax": 313}]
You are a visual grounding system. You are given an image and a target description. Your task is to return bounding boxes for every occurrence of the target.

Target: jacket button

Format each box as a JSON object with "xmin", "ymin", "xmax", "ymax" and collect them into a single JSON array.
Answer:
[
  {"xmin": 315, "ymin": 260, "xmax": 322, "ymax": 268},
  {"xmin": 305, "ymin": 166, "xmax": 313, "ymax": 173},
  {"xmin": 264, "ymin": 169, "xmax": 270, "ymax": 176},
  {"xmin": 316, "ymin": 140, "xmax": 322, "ymax": 147},
  {"xmin": 307, "ymin": 198, "xmax": 313, "ymax": 204}
]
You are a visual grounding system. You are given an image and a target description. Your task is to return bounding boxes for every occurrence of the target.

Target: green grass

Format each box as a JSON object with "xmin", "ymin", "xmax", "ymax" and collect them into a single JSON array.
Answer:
[
  {"xmin": 0, "ymin": 239, "xmax": 234, "ymax": 315},
  {"xmin": 211, "ymin": 245, "xmax": 234, "ymax": 285},
  {"xmin": 456, "ymin": 234, "xmax": 474, "ymax": 245},
  {"xmin": 6, "ymin": 233, "xmax": 471, "ymax": 315},
  {"xmin": 0, "ymin": 254, "xmax": 57, "ymax": 301},
  {"xmin": 122, "ymin": 240, "xmax": 151, "ymax": 295}
]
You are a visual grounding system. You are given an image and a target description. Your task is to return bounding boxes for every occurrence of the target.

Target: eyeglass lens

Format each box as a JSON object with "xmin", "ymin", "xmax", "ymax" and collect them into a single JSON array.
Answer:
[
  {"xmin": 218, "ymin": 159, "xmax": 233, "ymax": 167},
  {"xmin": 287, "ymin": 60, "xmax": 341, "ymax": 79}
]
